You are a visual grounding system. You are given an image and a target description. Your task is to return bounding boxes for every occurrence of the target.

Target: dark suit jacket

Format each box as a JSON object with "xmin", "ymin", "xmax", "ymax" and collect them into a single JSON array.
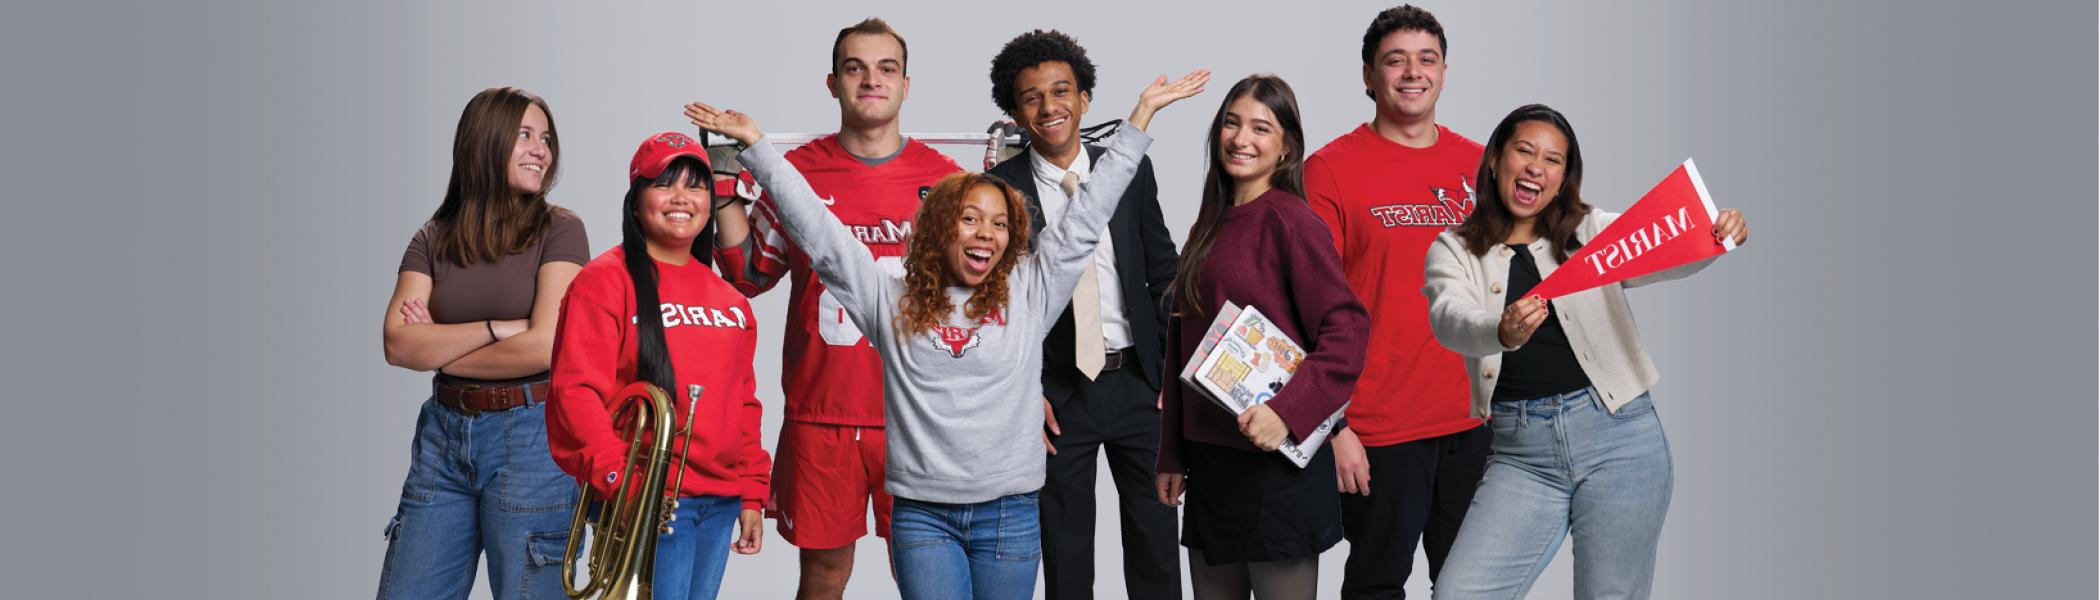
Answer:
[{"xmin": 987, "ymin": 144, "xmax": 1179, "ymax": 408}]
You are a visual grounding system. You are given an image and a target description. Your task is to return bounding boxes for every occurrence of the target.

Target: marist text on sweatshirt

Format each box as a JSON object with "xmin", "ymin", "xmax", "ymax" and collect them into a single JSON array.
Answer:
[{"xmin": 546, "ymin": 247, "xmax": 771, "ymax": 510}]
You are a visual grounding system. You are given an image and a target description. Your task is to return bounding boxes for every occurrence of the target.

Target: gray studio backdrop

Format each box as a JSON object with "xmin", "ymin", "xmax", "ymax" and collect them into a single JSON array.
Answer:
[{"xmin": 0, "ymin": 1, "xmax": 2091, "ymax": 598}]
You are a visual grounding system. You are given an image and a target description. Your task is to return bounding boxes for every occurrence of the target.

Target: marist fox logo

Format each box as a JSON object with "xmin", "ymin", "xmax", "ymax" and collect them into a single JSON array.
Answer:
[
  {"xmin": 928, "ymin": 310, "xmax": 1007, "ymax": 358},
  {"xmin": 1368, "ymin": 174, "xmax": 1476, "ymax": 228}
]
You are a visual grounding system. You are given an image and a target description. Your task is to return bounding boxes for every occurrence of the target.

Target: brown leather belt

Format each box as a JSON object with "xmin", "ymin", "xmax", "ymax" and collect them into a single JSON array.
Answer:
[
  {"xmin": 1101, "ymin": 347, "xmax": 1137, "ymax": 372},
  {"xmin": 435, "ymin": 380, "xmax": 550, "ymax": 415}
]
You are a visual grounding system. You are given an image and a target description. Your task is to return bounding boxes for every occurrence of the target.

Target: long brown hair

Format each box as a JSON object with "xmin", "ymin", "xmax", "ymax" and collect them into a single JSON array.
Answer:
[
  {"xmin": 1171, "ymin": 74, "xmax": 1306, "ymax": 315},
  {"xmin": 1455, "ymin": 104, "xmax": 1589, "ymax": 262},
  {"xmin": 430, "ymin": 86, "xmax": 562, "ymax": 266},
  {"xmin": 893, "ymin": 172, "xmax": 1033, "ymax": 335}
]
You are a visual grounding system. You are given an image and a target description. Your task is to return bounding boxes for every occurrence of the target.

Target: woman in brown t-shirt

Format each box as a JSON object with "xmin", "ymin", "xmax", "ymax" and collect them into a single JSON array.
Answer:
[{"xmin": 376, "ymin": 86, "xmax": 588, "ymax": 600}]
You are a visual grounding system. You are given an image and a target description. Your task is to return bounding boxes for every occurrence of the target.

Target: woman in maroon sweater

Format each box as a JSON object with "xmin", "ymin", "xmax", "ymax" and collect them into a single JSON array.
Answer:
[{"xmin": 1155, "ymin": 74, "xmax": 1370, "ymax": 599}]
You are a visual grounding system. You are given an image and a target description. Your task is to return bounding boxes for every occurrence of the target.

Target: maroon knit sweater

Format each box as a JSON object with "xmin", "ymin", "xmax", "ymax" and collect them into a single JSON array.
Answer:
[{"xmin": 1159, "ymin": 187, "xmax": 1370, "ymax": 474}]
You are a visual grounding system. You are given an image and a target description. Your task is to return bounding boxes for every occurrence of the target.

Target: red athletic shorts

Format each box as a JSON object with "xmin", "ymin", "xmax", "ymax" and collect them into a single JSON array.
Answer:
[{"xmin": 769, "ymin": 421, "xmax": 891, "ymax": 548}]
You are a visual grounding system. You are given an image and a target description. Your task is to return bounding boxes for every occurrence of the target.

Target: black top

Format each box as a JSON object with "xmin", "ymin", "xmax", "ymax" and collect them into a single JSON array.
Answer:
[{"xmin": 1493, "ymin": 245, "xmax": 1592, "ymax": 402}]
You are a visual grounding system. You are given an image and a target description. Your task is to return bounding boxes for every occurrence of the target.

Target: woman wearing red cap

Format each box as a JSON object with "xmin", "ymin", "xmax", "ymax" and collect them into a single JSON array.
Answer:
[
  {"xmin": 545, "ymin": 131, "xmax": 771, "ymax": 599},
  {"xmin": 378, "ymin": 86, "xmax": 588, "ymax": 599}
]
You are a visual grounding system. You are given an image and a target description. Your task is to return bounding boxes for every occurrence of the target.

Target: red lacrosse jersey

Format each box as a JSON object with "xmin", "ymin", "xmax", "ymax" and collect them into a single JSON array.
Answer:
[{"xmin": 714, "ymin": 136, "xmax": 961, "ymax": 426}]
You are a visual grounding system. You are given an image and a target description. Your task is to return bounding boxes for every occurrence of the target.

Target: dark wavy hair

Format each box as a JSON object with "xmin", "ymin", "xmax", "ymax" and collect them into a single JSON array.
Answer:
[
  {"xmin": 1171, "ymin": 75, "xmax": 1306, "ymax": 314},
  {"xmin": 431, "ymin": 86, "xmax": 562, "ymax": 266},
  {"xmin": 893, "ymin": 172, "xmax": 1032, "ymax": 336},
  {"xmin": 988, "ymin": 29, "xmax": 1097, "ymax": 115},
  {"xmin": 1361, "ymin": 4, "xmax": 1447, "ymax": 65},
  {"xmin": 618, "ymin": 156, "xmax": 716, "ymax": 395},
  {"xmin": 1455, "ymin": 104, "xmax": 1590, "ymax": 262}
]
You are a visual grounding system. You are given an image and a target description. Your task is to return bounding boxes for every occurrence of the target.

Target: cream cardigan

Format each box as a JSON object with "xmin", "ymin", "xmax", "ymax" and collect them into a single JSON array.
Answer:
[{"xmin": 1423, "ymin": 210, "xmax": 1716, "ymax": 417}]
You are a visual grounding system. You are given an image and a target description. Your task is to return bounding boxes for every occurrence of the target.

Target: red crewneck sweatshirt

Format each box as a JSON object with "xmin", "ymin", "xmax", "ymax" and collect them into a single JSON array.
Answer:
[
  {"xmin": 548, "ymin": 246, "xmax": 770, "ymax": 509},
  {"xmin": 1303, "ymin": 123, "xmax": 1486, "ymax": 446}
]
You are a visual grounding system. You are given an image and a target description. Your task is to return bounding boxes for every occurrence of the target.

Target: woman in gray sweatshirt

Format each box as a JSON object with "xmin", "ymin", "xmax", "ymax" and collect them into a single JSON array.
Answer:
[{"xmin": 685, "ymin": 69, "xmax": 1207, "ymax": 600}]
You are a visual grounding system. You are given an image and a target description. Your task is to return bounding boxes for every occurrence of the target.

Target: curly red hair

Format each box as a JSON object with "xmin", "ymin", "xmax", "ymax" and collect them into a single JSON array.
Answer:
[{"xmin": 893, "ymin": 172, "xmax": 1033, "ymax": 336}]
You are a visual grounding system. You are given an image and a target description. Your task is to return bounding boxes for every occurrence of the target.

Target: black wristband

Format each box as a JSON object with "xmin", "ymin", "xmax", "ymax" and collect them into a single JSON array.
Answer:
[{"xmin": 486, "ymin": 319, "xmax": 497, "ymax": 342}]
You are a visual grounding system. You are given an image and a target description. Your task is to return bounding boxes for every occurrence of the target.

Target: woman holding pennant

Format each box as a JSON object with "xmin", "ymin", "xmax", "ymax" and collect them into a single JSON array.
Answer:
[
  {"xmin": 685, "ymin": 68, "xmax": 1207, "ymax": 600},
  {"xmin": 1424, "ymin": 104, "xmax": 1747, "ymax": 600},
  {"xmin": 1154, "ymin": 74, "xmax": 1370, "ymax": 600}
]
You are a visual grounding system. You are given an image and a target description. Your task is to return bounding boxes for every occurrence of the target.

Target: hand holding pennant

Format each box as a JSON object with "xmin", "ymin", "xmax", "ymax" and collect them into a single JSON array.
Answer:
[{"xmin": 1525, "ymin": 159, "xmax": 1741, "ymax": 301}]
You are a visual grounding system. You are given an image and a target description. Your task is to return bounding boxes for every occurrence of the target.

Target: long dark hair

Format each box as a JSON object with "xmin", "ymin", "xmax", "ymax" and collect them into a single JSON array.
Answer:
[
  {"xmin": 619, "ymin": 156, "xmax": 716, "ymax": 393},
  {"xmin": 1456, "ymin": 104, "xmax": 1590, "ymax": 262},
  {"xmin": 1171, "ymin": 74, "xmax": 1306, "ymax": 314},
  {"xmin": 432, "ymin": 86, "xmax": 562, "ymax": 266}
]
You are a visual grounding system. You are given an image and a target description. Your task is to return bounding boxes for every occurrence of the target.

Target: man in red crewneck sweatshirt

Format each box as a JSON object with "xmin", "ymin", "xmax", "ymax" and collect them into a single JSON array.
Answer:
[{"xmin": 1303, "ymin": 5, "xmax": 1492, "ymax": 599}]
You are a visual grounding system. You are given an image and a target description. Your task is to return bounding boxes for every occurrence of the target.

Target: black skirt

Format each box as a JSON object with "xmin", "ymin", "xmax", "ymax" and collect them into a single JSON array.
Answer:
[{"xmin": 1181, "ymin": 439, "xmax": 1342, "ymax": 565}]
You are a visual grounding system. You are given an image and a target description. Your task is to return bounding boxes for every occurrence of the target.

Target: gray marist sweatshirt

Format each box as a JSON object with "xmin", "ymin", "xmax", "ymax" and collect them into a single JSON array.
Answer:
[{"xmin": 738, "ymin": 128, "xmax": 1154, "ymax": 504}]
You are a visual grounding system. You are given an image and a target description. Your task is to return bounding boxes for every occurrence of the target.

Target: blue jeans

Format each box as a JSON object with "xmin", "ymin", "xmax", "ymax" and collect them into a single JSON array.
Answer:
[
  {"xmin": 377, "ymin": 397, "xmax": 578, "ymax": 600},
  {"xmin": 651, "ymin": 495, "xmax": 741, "ymax": 600},
  {"xmin": 890, "ymin": 492, "xmax": 1042, "ymax": 600},
  {"xmin": 1434, "ymin": 389, "xmax": 1673, "ymax": 600}
]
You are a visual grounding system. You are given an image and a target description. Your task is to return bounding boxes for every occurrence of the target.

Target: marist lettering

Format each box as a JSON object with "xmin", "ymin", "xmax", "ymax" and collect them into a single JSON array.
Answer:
[
  {"xmin": 1369, "ymin": 203, "xmax": 1465, "ymax": 227},
  {"xmin": 645, "ymin": 303, "xmax": 751, "ymax": 330},
  {"xmin": 1582, "ymin": 206, "xmax": 1695, "ymax": 275},
  {"xmin": 1367, "ymin": 174, "xmax": 1476, "ymax": 228},
  {"xmin": 847, "ymin": 218, "xmax": 913, "ymax": 245}
]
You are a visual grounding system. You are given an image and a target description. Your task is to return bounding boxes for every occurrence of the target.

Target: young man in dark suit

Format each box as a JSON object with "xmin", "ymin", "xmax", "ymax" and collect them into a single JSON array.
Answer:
[{"xmin": 985, "ymin": 29, "xmax": 1181, "ymax": 600}]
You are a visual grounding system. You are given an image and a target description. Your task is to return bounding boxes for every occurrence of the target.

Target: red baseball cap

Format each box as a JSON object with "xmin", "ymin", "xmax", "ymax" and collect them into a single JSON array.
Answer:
[{"xmin": 628, "ymin": 131, "xmax": 713, "ymax": 180}]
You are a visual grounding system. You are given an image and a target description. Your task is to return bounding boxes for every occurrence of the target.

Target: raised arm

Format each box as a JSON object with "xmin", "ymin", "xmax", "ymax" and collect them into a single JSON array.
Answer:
[
  {"xmin": 1028, "ymin": 70, "xmax": 1207, "ymax": 316},
  {"xmin": 708, "ymin": 160, "xmax": 794, "ymax": 297},
  {"xmin": 710, "ymin": 194, "xmax": 795, "ymax": 297},
  {"xmin": 687, "ymin": 102, "xmax": 885, "ymax": 320}
]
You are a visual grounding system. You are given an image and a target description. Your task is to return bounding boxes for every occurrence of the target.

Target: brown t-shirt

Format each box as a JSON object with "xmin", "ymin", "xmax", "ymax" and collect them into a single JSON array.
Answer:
[{"xmin": 400, "ymin": 207, "xmax": 590, "ymax": 382}]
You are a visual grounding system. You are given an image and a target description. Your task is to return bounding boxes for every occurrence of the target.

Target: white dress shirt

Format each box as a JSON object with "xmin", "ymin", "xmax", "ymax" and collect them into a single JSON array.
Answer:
[{"xmin": 1029, "ymin": 146, "xmax": 1133, "ymax": 350}]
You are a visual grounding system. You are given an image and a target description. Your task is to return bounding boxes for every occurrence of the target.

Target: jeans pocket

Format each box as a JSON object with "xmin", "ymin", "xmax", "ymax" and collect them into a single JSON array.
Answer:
[
  {"xmin": 501, "ymin": 405, "xmax": 579, "ymax": 513},
  {"xmin": 994, "ymin": 493, "xmax": 1041, "ymax": 562},
  {"xmin": 890, "ymin": 500, "xmax": 951, "ymax": 550},
  {"xmin": 1488, "ymin": 405, "xmax": 1523, "ymax": 443},
  {"xmin": 1605, "ymin": 392, "xmax": 1656, "ymax": 420},
  {"xmin": 398, "ymin": 402, "xmax": 442, "ymax": 504}
]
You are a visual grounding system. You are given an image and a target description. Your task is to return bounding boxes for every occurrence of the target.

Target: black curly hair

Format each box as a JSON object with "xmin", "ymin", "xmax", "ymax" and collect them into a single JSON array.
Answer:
[
  {"xmin": 988, "ymin": 29, "xmax": 1097, "ymax": 115},
  {"xmin": 1361, "ymin": 4, "xmax": 1447, "ymax": 65}
]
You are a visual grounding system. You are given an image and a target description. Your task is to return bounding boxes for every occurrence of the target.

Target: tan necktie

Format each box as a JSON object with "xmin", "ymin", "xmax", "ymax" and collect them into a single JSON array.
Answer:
[{"xmin": 1063, "ymin": 171, "xmax": 1106, "ymax": 380}]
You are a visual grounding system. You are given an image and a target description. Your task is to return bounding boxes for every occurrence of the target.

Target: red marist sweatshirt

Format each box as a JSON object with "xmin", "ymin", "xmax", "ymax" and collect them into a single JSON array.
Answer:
[
  {"xmin": 1304, "ymin": 124, "xmax": 1486, "ymax": 446},
  {"xmin": 548, "ymin": 246, "xmax": 770, "ymax": 510}
]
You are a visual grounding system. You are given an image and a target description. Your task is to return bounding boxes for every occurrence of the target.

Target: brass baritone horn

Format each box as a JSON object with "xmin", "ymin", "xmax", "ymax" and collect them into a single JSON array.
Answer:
[{"xmin": 560, "ymin": 382, "xmax": 702, "ymax": 600}]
